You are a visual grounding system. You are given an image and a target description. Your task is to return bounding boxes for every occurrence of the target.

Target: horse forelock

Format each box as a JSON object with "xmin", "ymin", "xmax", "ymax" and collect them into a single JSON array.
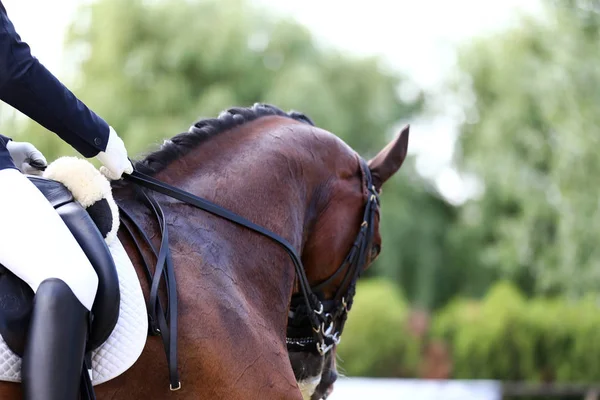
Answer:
[{"xmin": 133, "ymin": 103, "xmax": 315, "ymax": 176}]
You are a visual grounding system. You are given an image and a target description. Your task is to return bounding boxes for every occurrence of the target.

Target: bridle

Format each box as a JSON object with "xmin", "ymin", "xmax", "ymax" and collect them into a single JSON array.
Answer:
[
  {"xmin": 286, "ymin": 158, "xmax": 379, "ymax": 355},
  {"xmin": 117, "ymin": 156, "xmax": 379, "ymax": 391}
]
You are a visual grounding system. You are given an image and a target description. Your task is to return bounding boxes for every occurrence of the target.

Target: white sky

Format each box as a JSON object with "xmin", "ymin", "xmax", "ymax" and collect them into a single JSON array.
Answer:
[{"xmin": 1, "ymin": 0, "xmax": 543, "ymax": 204}]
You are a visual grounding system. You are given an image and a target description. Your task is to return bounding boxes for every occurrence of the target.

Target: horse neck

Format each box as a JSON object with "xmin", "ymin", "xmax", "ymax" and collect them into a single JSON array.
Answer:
[
  {"xmin": 113, "ymin": 117, "xmax": 324, "ymax": 323},
  {"xmin": 151, "ymin": 117, "xmax": 321, "ymax": 249}
]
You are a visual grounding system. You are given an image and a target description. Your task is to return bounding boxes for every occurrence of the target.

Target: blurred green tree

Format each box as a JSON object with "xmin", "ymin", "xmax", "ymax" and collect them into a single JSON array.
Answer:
[
  {"xmin": 370, "ymin": 160, "xmax": 496, "ymax": 310},
  {"xmin": 451, "ymin": 0, "xmax": 600, "ymax": 296},
  {"xmin": 27, "ymin": 0, "xmax": 423, "ymax": 160}
]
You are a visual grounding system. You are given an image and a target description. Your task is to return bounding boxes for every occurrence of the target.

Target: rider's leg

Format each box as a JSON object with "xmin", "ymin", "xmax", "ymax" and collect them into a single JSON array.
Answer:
[{"xmin": 0, "ymin": 167, "xmax": 98, "ymax": 400}]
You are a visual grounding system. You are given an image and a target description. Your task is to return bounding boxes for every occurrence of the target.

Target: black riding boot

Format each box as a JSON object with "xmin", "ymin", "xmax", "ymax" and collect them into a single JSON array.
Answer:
[{"xmin": 22, "ymin": 278, "xmax": 90, "ymax": 400}]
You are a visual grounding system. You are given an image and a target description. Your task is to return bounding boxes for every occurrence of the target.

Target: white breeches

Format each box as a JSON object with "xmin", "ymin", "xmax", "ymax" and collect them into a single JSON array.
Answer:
[{"xmin": 0, "ymin": 168, "xmax": 98, "ymax": 310}]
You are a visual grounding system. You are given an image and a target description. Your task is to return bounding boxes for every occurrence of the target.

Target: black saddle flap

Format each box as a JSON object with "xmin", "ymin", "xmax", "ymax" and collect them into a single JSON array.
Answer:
[{"xmin": 0, "ymin": 265, "xmax": 33, "ymax": 356}]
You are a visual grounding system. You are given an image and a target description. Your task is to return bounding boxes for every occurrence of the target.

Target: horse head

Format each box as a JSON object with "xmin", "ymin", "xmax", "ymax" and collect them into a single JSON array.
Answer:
[{"xmin": 286, "ymin": 121, "xmax": 409, "ymax": 399}]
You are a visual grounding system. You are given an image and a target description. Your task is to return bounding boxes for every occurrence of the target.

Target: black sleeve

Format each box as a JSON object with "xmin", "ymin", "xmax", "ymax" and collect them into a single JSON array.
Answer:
[{"xmin": 0, "ymin": 1, "xmax": 110, "ymax": 157}]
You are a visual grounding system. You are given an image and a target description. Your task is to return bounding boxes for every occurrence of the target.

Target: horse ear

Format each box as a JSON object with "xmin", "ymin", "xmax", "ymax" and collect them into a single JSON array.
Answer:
[{"xmin": 368, "ymin": 125, "xmax": 409, "ymax": 190}]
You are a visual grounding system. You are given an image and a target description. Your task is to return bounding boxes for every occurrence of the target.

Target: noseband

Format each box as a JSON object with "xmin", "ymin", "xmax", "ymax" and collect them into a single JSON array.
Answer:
[{"xmin": 119, "ymin": 157, "xmax": 379, "ymax": 389}]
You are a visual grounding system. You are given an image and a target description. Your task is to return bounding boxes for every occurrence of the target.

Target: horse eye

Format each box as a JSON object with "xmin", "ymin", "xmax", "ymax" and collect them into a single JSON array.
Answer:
[{"xmin": 370, "ymin": 245, "xmax": 381, "ymax": 261}]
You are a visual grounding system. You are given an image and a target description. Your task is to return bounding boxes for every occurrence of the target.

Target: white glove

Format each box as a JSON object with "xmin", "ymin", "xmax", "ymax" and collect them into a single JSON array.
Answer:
[
  {"xmin": 6, "ymin": 140, "xmax": 48, "ymax": 175},
  {"xmin": 96, "ymin": 126, "xmax": 133, "ymax": 180}
]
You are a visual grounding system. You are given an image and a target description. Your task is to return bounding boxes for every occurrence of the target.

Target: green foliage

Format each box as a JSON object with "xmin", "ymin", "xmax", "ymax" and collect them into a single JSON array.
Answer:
[
  {"xmin": 370, "ymin": 164, "xmax": 496, "ymax": 310},
  {"xmin": 336, "ymin": 278, "xmax": 421, "ymax": 377},
  {"xmin": 451, "ymin": 0, "xmax": 600, "ymax": 296},
  {"xmin": 432, "ymin": 281, "xmax": 600, "ymax": 382},
  {"xmin": 337, "ymin": 280, "xmax": 600, "ymax": 383},
  {"xmin": 13, "ymin": 0, "xmax": 420, "ymax": 162}
]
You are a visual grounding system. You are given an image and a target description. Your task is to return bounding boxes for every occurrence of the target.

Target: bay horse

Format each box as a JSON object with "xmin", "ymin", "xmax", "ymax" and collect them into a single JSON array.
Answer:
[{"xmin": 0, "ymin": 103, "xmax": 409, "ymax": 399}]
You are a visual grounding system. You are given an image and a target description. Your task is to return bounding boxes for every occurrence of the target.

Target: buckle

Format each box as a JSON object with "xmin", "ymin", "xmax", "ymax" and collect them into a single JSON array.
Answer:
[
  {"xmin": 170, "ymin": 381, "xmax": 182, "ymax": 391},
  {"xmin": 324, "ymin": 321, "xmax": 335, "ymax": 337},
  {"xmin": 332, "ymin": 332, "xmax": 341, "ymax": 345},
  {"xmin": 314, "ymin": 302, "xmax": 324, "ymax": 315},
  {"xmin": 317, "ymin": 341, "xmax": 334, "ymax": 356},
  {"xmin": 341, "ymin": 297, "xmax": 350, "ymax": 312}
]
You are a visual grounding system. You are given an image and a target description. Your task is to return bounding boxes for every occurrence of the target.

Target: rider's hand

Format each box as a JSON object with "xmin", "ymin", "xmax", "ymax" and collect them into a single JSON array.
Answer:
[
  {"xmin": 6, "ymin": 140, "xmax": 47, "ymax": 175},
  {"xmin": 96, "ymin": 126, "xmax": 133, "ymax": 180}
]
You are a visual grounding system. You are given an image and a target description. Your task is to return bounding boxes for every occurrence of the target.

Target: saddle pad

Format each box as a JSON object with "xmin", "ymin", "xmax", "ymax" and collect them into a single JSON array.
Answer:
[{"xmin": 0, "ymin": 238, "xmax": 148, "ymax": 386}]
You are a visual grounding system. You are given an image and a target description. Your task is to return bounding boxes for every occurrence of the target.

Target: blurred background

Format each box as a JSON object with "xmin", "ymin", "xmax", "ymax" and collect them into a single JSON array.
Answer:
[{"xmin": 3, "ymin": 0, "xmax": 600, "ymax": 398}]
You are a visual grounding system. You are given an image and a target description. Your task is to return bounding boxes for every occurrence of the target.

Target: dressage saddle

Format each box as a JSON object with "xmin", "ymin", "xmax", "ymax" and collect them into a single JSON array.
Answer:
[{"xmin": 0, "ymin": 176, "xmax": 120, "ymax": 357}]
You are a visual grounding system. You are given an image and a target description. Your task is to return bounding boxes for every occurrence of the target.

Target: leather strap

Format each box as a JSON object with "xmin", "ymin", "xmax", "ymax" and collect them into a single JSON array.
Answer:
[
  {"xmin": 80, "ymin": 354, "xmax": 96, "ymax": 400},
  {"xmin": 118, "ymin": 195, "xmax": 180, "ymax": 390}
]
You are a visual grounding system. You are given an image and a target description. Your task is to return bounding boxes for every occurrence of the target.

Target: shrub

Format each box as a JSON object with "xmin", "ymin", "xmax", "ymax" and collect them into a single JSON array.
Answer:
[
  {"xmin": 432, "ymin": 281, "xmax": 600, "ymax": 383},
  {"xmin": 337, "ymin": 279, "xmax": 600, "ymax": 385},
  {"xmin": 336, "ymin": 278, "xmax": 422, "ymax": 377}
]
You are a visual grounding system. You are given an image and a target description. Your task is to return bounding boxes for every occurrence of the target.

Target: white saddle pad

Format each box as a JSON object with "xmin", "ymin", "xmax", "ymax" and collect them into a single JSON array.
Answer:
[{"xmin": 0, "ymin": 238, "xmax": 148, "ymax": 386}]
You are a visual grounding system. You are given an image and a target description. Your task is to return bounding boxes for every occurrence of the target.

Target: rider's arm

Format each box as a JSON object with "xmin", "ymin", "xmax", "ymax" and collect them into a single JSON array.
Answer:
[
  {"xmin": 0, "ymin": 1, "xmax": 109, "ymax": 158},
  {"xmin": 0, "ymin": 135, "xmax": 11, "ymax": 170}
]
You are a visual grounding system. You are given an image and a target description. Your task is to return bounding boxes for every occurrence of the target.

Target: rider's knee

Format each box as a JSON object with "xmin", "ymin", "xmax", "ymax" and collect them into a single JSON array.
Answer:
[{"xmin": 55, "ymin": 259, "xmax": 99, "ymax": 311}]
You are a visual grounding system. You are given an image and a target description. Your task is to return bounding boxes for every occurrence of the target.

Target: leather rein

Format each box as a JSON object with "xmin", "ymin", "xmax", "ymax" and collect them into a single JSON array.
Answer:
[{"xmin": 116, "ymin": 157, "xmax": 379, "ymax": 391}]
